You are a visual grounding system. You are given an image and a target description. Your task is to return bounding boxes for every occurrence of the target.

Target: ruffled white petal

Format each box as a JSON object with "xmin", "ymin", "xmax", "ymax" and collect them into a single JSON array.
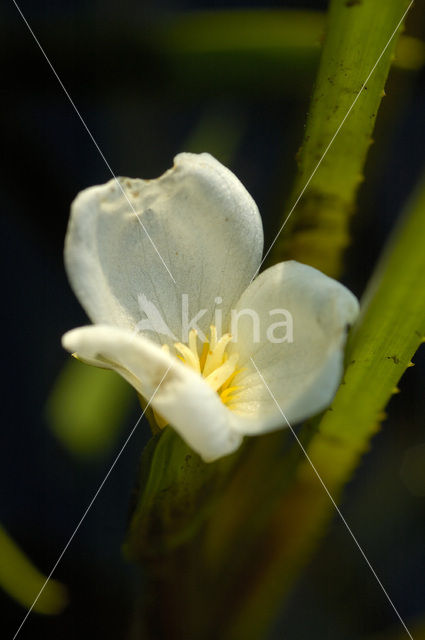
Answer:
[
  {"xmin": 62, "ymin": 325, "xmax": 243, "ymax": 461},
  {"xmin": 227, "ymin": 261, "xmax": 359, "ymax": 433},
  {"xmin": 65, "ymin": 153, "xmax": 263, "ymax": 343}
]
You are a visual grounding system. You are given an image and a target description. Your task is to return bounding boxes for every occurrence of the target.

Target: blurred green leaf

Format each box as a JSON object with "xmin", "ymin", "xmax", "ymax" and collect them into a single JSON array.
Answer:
[
  {"xmin": 161, "ymin": 9, "xmax": 323, "ymax": 54},
  {"xmin": 0, "ymin": 526, "xmax": 67, "ymax": 614},
  {"xmin": 46, "ymin": 358, "xmax": 135, "ymax": 457},
  {"xmin": 156, "ymin": 9, "xmax": 323, "ymax": 96}
]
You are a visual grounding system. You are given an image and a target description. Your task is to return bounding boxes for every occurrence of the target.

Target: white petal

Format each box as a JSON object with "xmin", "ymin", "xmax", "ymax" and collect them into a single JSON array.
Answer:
[
  {"xmin": 65, "ymin": 153, "xmax": 263, "ymax": 343},
  {"xmin": 227, "ymin": 261, "xmax": 359, "ymax": 433},
  {"xmin": 62, "ymin": 326, "xmax": 243, "ymax": 461}
]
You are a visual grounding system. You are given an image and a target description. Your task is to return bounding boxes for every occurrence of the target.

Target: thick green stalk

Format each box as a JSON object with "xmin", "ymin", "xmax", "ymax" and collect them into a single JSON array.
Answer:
[
  {"xmin": 225, "ymin": 172, "xmax": 425, "ymax": 639},
  {"xmin": 269, "ymin": 0, "xmax": 411, "ymax": 277}
]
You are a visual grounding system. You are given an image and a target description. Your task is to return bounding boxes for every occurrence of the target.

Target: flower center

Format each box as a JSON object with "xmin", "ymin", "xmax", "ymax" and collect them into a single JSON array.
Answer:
[
  {"xmin": 153, "ymin": 327, "xmax": 244, "ymax": 431},
  {"xmin": 171, "ymin": 326, "xmax": 243, "ymax": 405}
]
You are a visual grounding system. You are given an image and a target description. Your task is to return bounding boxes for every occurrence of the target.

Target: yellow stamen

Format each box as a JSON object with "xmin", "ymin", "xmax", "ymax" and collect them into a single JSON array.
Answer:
[
  {"xmin": 174, "ymin": 342, "xmax": 200, "ymax": 372},
  {"xmin": 188, "ymin": 329, "xmax": 198, "ymax": 357},
  {"xmin": 205, "ymin": 353, "xmax": 239, "ymax": 392},
  {"xmin": 219, "ymin": 386, "xmax": 243, "ymax": 403},
  {"xmin": 209, "ymin": 325, "xmax": 217, "ymax": 351},
  {"xmin": 199, "ymin": 341, "xmax": 210, "ymax": 370},
  {"xmin": 220, "ymin": 367, "xmax": 245, "ymax": 392},
  {"xmin": 171, "ymin": 325, "xmax": 244, "ymax": 409},
  {"xmin": 203, "ymin": 333, "xmax": 233, "ymax": 377}
]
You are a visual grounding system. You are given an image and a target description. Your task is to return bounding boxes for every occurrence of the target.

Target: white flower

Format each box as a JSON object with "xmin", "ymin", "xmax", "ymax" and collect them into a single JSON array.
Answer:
[{"xmin": 62, "ymin": 153, "xmax": 359, "ymax": 462}]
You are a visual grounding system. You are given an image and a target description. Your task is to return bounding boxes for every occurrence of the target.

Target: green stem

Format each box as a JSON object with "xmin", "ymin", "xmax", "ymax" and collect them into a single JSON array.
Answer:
[{"xmin": 269, "ymin": 0, "xmax": 411, "ymax": 277}]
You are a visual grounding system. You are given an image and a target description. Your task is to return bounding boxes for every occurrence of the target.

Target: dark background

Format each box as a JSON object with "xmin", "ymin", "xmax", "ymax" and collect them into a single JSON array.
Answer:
[{"xmin": 1, "ymin": 0, "xmax": 425, "ymax": 638}]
